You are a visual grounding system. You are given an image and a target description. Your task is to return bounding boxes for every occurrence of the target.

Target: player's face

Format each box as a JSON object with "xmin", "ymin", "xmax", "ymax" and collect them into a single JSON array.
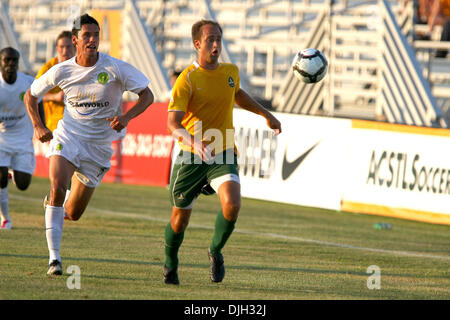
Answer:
[
  {"xmin": 0, "ymin": 50, "xmax": 19, "ymax": 75},
  {"xmin": 56, "ymin": 37, "xmax": 75, "ymax": 62},
  {"xmin": 73, "ymin": 24, "xmax": 100, "ymax": 58},
  {"xmin": 196, "ymin": 24, "xmax": 222, "ymax": 65}
]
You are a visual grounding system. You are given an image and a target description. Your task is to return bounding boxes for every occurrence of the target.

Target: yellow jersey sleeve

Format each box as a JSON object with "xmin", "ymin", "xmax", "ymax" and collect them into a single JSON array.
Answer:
[
  {"xmin": 35, "ymin": 57, "xmax": 64, "ymax": 131},
  {"xmin": 36, "ymin": 57, "xmax": 62, "ymax": 95}
]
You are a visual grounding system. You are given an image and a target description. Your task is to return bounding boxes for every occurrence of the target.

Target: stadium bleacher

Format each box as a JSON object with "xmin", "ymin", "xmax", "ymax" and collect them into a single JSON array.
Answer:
[{"xmin": 1, "ymin": 0, "xmax": 449, "ymax": 125}]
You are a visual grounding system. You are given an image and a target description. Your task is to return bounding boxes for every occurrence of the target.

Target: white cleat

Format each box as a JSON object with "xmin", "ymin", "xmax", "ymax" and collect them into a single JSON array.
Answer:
[{"xmin": 0, "ymin": 220, "xmax": 12, "ymax": 229}]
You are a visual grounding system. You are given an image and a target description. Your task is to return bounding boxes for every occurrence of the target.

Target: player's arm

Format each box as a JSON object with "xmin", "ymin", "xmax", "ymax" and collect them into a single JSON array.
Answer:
[
  {"xmin": 427, "ymin": 0, "xmax": 443, "ymax": 31},
  {"xmin": 107, "ymin": 87, "xmax": 154, "ymax": 132},
  {"xmin": 36, "ymin": 63, "xmax": 65, "ymax": 103},
  {"xmin": 38, "ymin": 100, "xmax": 46, "ymax": 127},
  {"xmin": 235, "ymin": 88, "xmax": 282, "ymax": 135},
  {"xmin": 167, "ymin": 110, "xmax": 213, "ymax": 161},
  {"xmin": 43, "ymin": 90, "xmax": 64, "ymax": 103},
  {"xmin": 24, "ymin": 89, "xmax": 53, "ymax": 142}
]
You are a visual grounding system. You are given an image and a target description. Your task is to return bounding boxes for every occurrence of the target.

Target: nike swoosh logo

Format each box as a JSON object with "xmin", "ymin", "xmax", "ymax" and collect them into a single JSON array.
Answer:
[{"xmin": 282, "ymin": 142, "xmax": 320, "ymax": 180}]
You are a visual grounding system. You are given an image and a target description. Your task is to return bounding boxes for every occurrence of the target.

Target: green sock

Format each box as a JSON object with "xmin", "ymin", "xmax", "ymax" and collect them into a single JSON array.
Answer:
[
  {"xmin": 164, "ymin": 223, "xmax": 184, "ymax": 269},
  {"xmin": 210, "ymin": 210, "xmax": 236, "ymax": 255}
]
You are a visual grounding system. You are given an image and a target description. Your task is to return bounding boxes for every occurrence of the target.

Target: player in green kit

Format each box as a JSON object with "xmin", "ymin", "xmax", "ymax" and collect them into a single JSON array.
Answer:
[{"xmin": 164, "ymin": 20, "xmax": 282, "ymax": 284}]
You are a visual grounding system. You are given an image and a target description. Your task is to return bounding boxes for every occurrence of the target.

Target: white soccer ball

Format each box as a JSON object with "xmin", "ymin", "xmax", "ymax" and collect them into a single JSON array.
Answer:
[{"xmin": 292, "ymin": 48, "xmax": 328, "ymax": 84}]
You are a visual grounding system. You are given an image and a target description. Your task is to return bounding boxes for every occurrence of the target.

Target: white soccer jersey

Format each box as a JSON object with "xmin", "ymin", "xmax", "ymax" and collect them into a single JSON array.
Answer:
[
  {"xmin": 30, "ymin": 53, "xmax": 150, "ymax": 142},
  {"xmin": 0, "ymin": 71, "xmax": 34, "ymax": 153}
]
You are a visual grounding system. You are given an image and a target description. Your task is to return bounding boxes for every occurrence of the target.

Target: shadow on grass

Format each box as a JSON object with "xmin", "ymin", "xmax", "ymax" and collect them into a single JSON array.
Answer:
[
  {"xmin": 3, "ymin": 252, "xmax": 445, "ymax": 281},
  {"xmin": 0, "ymin": 252, "xmax": 366, "ymax": 278}
]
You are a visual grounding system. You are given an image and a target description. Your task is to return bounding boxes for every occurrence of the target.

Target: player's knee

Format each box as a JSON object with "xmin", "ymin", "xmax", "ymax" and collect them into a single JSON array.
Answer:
[
  {"xmin": 171, "ymin": 216, "xmax": 189, "ymax": 233},
  {"xmin": 171, "ymin": 208, "xmax": 191, "ymax": 233},
  {"xmin": 222, "ymin": 201, "xmax": 240, "ymax": 218},
  {"xmin": 172, "ymin": 222, "xmax": 186, "ymax": 233},
  {"xmin": 0, "ymin": 167, "xmax": 8, "ymax": 188},
  {"xmin": 49, "ymin": 185, "xmax": 67, "ymax": 206},
  {"xmin": 15, "ymin": 182, "xmax": 30, "ymax": 191},
  {"xmin": 65, "ymin": 207, "xmax": 84, "ymax": 221},
  {"xmin": 13, "ymin": 174, "xmax": 31, "ymax": 191},
  {"xmin": 68, "ymin": 213, "xmax": 81, "ymax": 221}
]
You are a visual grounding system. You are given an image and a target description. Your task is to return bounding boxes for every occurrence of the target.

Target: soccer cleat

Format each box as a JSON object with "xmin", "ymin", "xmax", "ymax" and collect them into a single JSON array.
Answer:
[
  {"xmin": 0, "ymin": 220, "xmax": 12, "ymax": 230},
  {"xmin": 47, "ymin": 260, "xmax": 63, "ymax": 275},
  {"xmin": 163, "ymin": 264, "xmax": 179, "ymax": 285},
  {"xmin": 208, "ymin": 249, "xmax": 225, "ymax": 283}
]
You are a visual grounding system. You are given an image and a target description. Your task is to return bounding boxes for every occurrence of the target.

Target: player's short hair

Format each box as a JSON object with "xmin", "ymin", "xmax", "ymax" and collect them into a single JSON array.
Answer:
[
  {"xmin": 191, "ymin": 20, "xmax": 222, "ymax": 44},
  {"xmin": 171, "ymin": 69, "xmax": 182, "ymax": 78},
  {"xmin": 0, "ymin": 47, "xmax": 20, "ymax": 58},
  {"xmin": 56, "ymin": 30, "xmax": 72, "ymax": 43},
  {"xmin": 72, "ymin": 14, "xmax": 100, "ymax": 37}
]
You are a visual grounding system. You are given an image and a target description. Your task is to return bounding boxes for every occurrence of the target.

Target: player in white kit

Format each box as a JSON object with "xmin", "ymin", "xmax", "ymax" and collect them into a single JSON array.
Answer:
[
  {"xmin": 24, "ymin": 14, "xmax": 154, "ymax": 275},
  {"xmin": 0, "ymin": 47, "xmax": 45, "ymax": 230}
]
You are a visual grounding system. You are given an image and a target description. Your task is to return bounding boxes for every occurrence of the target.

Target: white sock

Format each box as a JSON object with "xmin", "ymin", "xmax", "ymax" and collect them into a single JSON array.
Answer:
[
  {"xmin": 0, "ymin": 187, "xmax": 10, "ymax": 222},
  {"xmin": 63, "ymin": 189, "xmax": 70, "ymax": 217},
  {"xmin": 45, "ymin": 205, "xmax": 64, "ymax": 263}
]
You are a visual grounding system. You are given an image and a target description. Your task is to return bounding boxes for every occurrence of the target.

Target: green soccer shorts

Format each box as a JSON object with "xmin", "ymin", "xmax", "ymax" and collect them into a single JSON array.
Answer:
[{"xmin": 169, "ymin": 149, "xmax": 240, "ymax": 209}]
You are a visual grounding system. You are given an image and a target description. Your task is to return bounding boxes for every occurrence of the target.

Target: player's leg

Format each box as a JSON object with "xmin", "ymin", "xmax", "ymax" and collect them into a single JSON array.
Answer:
[
  {"xmin": 0, "ymin": 166, "xmax": 11, "ymax": 229},
  {"xmin": 45, "ymin": 155, "xmax": 75, "ymax": 275},
  {"xmin": 56, "ymin": 136, "xmax": 112, "ymax": 222},
  {"xmin": 164, "ymin": 150, "xmax": 205, "ymax": 284},
  {"xmin": 61, "ymin": 138, "xmax": 112, "ymax": 221},
  {"xmin": 211, "ymin": 180, "xmax": 241, "ymax": 252},
  {"xmin": 12, "ymin": 170, "xmax": 32, "ymax": 191},
  {"xmin": 48, "ymin": 155, "xmax": 75, "ymax": 206},
  {"xmin": 166, "ymin": 207, "xmax": 192, "ymax": 265},
  {"xmin": 63, "ymin": 174, "xmax": 95, "ymax": 221},
  {"xmin": 0, "ymin": 150, "xmax": 35, "ymax": 229},
  {"xmin": 207, "ymin": 179, "xmax": 240, "ymax": 283},
  {"xmin": 163, "ymin": 206, "xmax": 192, "ymax": 284},
  {"xmin": 207, "ymin": 149, "xmax": 241, "ymax": 282}
]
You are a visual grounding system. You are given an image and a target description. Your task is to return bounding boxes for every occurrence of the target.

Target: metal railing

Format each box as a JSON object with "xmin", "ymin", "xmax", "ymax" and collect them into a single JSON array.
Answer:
[
  {"xmin": 378, "ymin": 0, "xmax": 446, "ymax": 127},
  {"xmin": 0, "ymin": 1, "xmax": 32, "ymax": 72},
  {"xmin": 272, "ymin": 9, "xmax": 328, "ymax": 114},
  {"xmin": 3, "ymin": 0, "xmax": 449, "ymax": 125},
  {"xmin": 272, "ymin": 0, "xmax": 448, "ymax": 128},
  {"xmin": 122, "ymin": 0, "xmax": 170, "ymax": 101}
]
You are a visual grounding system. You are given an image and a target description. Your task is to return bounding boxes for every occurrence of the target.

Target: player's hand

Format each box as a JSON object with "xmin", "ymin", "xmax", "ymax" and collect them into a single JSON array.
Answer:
[
  {"xmin": 107, "ymin": 116, "xmax": 129, "ymax": 132},
  {"xmin": 193, "ymin": 140, "xmax": 214, "ymax": 162},
  {"xmin": 267, "ymin": 114, "xmax": 282, "ymax": 136},
  {"xmin": 34, "ymin": 126, "xmax": 53, "ymax": 143}
]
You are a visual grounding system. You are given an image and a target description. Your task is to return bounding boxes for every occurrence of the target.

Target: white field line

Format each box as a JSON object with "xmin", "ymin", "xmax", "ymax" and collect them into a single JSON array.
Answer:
[{"xmin": 11, "ymin": 194, "xmax": 450, "ymax": 261}]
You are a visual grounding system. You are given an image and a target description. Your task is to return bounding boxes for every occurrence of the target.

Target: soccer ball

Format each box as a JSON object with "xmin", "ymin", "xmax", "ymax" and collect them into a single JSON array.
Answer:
[{"xmin": 292, "ymin": 48, "xmax": 328, "ymax": 84}]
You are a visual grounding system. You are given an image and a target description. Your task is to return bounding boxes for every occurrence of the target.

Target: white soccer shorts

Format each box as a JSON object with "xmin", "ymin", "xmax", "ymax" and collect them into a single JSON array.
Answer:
[
  {"xmin": 0, "ymin": 149, "xmax": 35, "ymax": 175},
  {"xmin": 46, "ymin": 127, "xmax": 113, "ymax": 188}
]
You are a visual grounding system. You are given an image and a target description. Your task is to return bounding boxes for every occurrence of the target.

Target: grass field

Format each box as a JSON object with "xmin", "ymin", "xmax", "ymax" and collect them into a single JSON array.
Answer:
[{"xmin": 0, "ymin": 177, "xmax": 449, "ymax": 300}]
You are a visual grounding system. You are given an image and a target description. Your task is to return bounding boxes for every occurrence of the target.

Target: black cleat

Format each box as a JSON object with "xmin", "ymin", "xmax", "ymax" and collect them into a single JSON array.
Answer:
[
  {"xmin": 208, "ymin": 249, "xmax": 225, "ymax": 283},
  {"xmin": 163, "ymin": 264, "xmax": 179, "ymax": 285},
  {"xmin": 47, "ymin": 260, "xmax": 63, "ymax": 275}
]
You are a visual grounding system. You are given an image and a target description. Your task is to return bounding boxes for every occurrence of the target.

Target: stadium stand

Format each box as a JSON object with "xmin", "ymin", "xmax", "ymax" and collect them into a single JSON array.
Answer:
[
  {"xmin": 0, "ymin": 1, "xmax": 31, "ymax": 72},
  {"xmin": 1, "ymin": 0, "xmax": 449, "ymax": 125}
]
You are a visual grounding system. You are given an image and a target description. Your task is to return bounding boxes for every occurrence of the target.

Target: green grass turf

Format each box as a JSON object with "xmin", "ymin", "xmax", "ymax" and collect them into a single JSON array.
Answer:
[{"xmin": 0, "ymin": 177, "xmax": 449, "ymax": 300}]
